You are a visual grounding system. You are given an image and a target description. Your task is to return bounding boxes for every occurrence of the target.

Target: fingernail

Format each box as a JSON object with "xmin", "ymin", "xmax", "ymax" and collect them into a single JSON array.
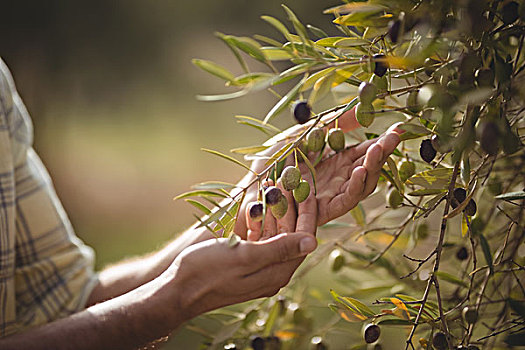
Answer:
[{"xmin": 300, "ymin": 236, "xmax": 316, "ymax": 254}]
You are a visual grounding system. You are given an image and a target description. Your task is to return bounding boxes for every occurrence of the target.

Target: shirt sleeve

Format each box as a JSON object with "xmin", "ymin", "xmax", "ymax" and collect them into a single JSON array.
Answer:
[{"xmin": 0, "ymin": 58, "xmax": 98, "ymax": 338}]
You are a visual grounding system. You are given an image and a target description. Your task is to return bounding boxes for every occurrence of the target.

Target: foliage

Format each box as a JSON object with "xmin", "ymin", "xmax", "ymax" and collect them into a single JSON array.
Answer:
[{"xmin": 182, "ymin": 0, "xmax": 525, "ymax": 349}]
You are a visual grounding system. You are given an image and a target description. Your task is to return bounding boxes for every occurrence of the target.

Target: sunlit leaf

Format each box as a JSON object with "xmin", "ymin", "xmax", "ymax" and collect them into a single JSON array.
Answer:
[
  {"xmin": 174, "ymin": 190, "xmax": 228, "ymax": 200},
  {"xmin": 192, "ymin": 181, "xmax": 237, "ymax": 190},
  {"xmin": 230, "ymin": 145, "xmax": 269, "ymax": 155},
  {"xmin": 406, "ymin": 168, "xmax": 453, "ymax": 189},
  {"xmin": 201, "ymin": 148, "xmax": 254, "ymax": 173},
  {"xmin": 407, "ymin": 189, "xmax": 446, "ymax": 196},
  {"xmin": 192, "ymin": 58, "xmax": 235, "ymax": 81},
  {"xmin": 235, "ymin": 115, "xmax": 281, "ymax": 135},
  {"xmin": 185, "ymin": 199, "xmax": 211, "ymax": 215},
  {"xmin": 495, "ymin": 191, "xmax": 525, "ymax": 201}
]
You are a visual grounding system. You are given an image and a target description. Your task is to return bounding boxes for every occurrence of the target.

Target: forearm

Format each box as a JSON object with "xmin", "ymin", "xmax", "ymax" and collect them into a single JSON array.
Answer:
[
  {"xmin": 87, "ymin": 174, "xmax": 256, "ymax": 306},
  {"xmin": 1, "ymin": 274, "xmax": 182, "ymax": 350},
  {"xmin": 86, "ymin": 224, "xmax": 212, "ymax": 306}
]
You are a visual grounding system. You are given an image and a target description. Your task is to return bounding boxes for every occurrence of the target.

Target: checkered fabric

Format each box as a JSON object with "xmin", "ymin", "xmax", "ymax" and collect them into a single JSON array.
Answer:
[{"xmin": 0, "ymin": 58, "xmax": 97, "ymax": 337}]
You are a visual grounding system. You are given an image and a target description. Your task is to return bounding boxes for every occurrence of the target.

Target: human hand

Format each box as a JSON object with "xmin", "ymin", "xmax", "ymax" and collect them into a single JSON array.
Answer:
[
  {"xmin": 165, "ymin": 187, "xmax": 317, "ymax": 322},
  {"xmin": 234, "ymin": 107, "xmax": 402, "ymax": 235}
]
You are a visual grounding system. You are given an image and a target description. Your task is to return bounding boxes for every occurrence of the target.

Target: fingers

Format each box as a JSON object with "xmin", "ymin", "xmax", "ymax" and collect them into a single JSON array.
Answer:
[
  {"xmin": 295, "ymin": 166, "xmax": 318, "ymax": 235},
  {"xmin": 362, "ymin": 143, "xmax": 384, "ymax": 196},
  {"xmin": 322, "ymin": 166, "xmax": 367, "ymax": 225},
  {"xmin": 248, "ymin": 232, "xmax": 317, "ymax": 267}
]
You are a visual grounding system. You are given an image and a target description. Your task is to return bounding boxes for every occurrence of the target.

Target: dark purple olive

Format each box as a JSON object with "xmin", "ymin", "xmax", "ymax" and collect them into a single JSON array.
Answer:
[
  {"xmin": 264, "ymin": 186, "xmax": 282, "ymax": 206},
  {"xmin": 293, "ymin": 100, "xmax": 311, "ymax": 124},
  {"xmin": 373, "ymin": 54, "xmax": 388, "ymax": 77},
  {"xmin": 420, "ymin": 139, "xmax": 437, "ymax": 163}
]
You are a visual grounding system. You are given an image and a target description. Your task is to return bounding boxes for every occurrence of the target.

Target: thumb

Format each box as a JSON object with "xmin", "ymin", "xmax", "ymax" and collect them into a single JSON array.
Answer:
[{"xmin": 251, "ymin": 233, "xmax": 317, "ymax": 267}]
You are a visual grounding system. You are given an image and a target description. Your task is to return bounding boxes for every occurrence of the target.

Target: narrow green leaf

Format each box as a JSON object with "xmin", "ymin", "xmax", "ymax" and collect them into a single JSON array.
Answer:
[
  {"xmin": 495, "ymin": 191, "xmax": 525, "ymax": 201},
  {"xmin": 174, "ymin": 190, "xmax": 228, "ymax": 200},
  {"xmin": 185, "ymin": 199, "xmax": 211, "ymax": 215},
  {"xmin": 407, "ymin": 189, "xmax": 447, "ymax": 196},
  {"xmin": 265, "ymin": 141, "xmax": 294, "ymax": 166},
  {"xmin": 235, "ymin": 115, "xmax": 281, "ymax": 135},
  {"xmin": 261, "ymin": 15, "xmax": 294, "ymax": 43},
  {"xmin": 197, "ymin": 89, "xmax": 249, "ymax": 102},
  {"xmin": 201, "ymin": 148, "xmax": 254, "ymax": 173},
  {"xmin": 231, "ymin": 145, "xmax": 269, "ymax": 155},
  {"xmin": 215, "ymin": 32, "xmax": 249, "ymax": 73},
  {"xmin": 435, "ymin": 271, "xmax": 468, "ymax": 288},
  {"xmin": 263, "ymin": 301, "xmax": 280, "ymax": 337},
  {"xmin": 192, "ymin": 181, "xmax": 237, "ymax": 190},
  {"xmin": 297, "ymin": 147, "xmax": 317, "ymax": 194},
  {"xmin": 479, "ymin": 234, "xmax": 494, "ymax": 275},
  {"xmin": 263, "ymin": 75, "xmax": 306, "ymax": 123},
  {"xmin": 386, "ymin": 157, "xmax": 404, "ymax": 194},
  {"xmin": 306, "ymin": 24, "xmax": 328, "ymax": 38},
  {"xmin": 376, "ymin": 319, "xmax": 413, "ymax": 326},
  {"xmin": 192, "ymin": 59, "xmax": 235, "ymax": 81},
  {"xmin": 260, "ymin": 47, "xmax": 293, "ymax": 60}
]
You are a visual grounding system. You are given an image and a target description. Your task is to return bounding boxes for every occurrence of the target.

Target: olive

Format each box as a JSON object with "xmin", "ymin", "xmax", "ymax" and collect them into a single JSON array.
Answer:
[
  {"xmin": 456, "ymin": 246, "xmax": 468, "ymax": 261},
  {"xmin": 420, "ymin": 139, "xmax": 437, "ymax": 163},
  {"xmin": 330, "ymin": 250, "xmax": 345, "ymax": 272},
  {"xmin": 479, "ymin": 121, "xmax": 500, "ymax": 156},
  {"xmin": 502, "ymin": 1, "xmax": 519, "ymax": 25},
  {"xmin": 297, "ymin": 139, "xmax": 309, "ymax": 160},
  {"xmin": 387, "ymin": 187, "xmax": 403, "ymax": 209},
  {"xmin": 373, "ymin": 54, "xmax": 388, "ymax": 77},
  {"xmin": 248, "ymin": 202, "xmax": 264, "ymax": 222},
  {"xmin": 328, "ymin": 128, "xmax": 345, "ymax": 152},
  {"xmin": 388, "ymin": 19, "xmax": 401, "ymax": 43},
  {"xmin": 281, "ymin": 166, "xmax": 302, "ymax": 191},
  {"xmin": 475, "ymin": 68, "xmax": 494, "ymax": 87},
  {"xmin": 364, "ymin": 324, "xmax": 381, "ymax": 343},
  {"xmin": 264, "ymin": 186, "xmax": 283, "ymax": 206},
  {"xmin": 307, "ymin": 128, "xmax": 326, "ymax": 153},
  {"xmin": 270, "ymin": 194, "xmax": 288, "ymax": 219},
  {"xmin": 358, "ymin": 81, "xmax": 378, "ymax": 105},
  {"xmin": 251, "ymin": 336, "xmax": 265, "ymax": 350},
  {"xmin": 462, "ymin": 306, "xmax": 479, "ymax": 324},
  {"xmin": 452, "ymin": 188, "xmax": 467, "ymax": 209},
  {"xmin": 432, "ymin": 332, "xmax": 448, "ymax": 350},
  {"xmin": 293, "ymin": 180, "xmax": 310, "ymax": 203},
  {"xmin": 464, "ymin": 199, "xmax": 477, "ymax": 216},
  {"xmin": 293, "ymin": 100, "xmax": 311, "ymax": 124},
  {"xmin": 399, "ymin": 161, "xmax": 416, "ymax": 182},
  {"xmin": 355, "ymin": 102, "xmax": 375, "ymax": 127}
]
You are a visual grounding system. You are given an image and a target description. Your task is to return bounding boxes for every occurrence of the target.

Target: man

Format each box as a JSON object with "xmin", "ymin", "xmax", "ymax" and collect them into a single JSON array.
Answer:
[{"xmin": 0, "ymin": 57, "xmax": 401, "ymax": 349}]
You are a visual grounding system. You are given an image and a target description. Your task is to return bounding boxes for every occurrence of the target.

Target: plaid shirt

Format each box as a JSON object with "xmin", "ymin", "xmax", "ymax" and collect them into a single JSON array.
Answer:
[{"xmin": 0, "ymin": 58, "xmax": 97, "ymax": 337}]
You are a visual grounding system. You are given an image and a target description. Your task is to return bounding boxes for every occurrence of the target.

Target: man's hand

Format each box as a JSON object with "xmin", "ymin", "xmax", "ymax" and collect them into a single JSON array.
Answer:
[
  {"xmin": 165, "ymin": 181, "xmax": 317, "ymax": 322},
  {"xmin": 234, "ymin": 107, "xmax": 402, "ymax": 236}
]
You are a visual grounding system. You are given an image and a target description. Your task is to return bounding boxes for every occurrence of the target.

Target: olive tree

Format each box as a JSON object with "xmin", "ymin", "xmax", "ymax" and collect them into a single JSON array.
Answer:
[{"xmin": 178, "ymin": 1, "xmax": 525, "ymax": 349}]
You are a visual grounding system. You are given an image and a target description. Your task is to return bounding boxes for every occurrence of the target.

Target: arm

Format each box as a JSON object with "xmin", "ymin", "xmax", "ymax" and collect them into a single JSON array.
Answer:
[{"xmin": 1, "ymin": 224, "xmax": 317, "ymax": 350}]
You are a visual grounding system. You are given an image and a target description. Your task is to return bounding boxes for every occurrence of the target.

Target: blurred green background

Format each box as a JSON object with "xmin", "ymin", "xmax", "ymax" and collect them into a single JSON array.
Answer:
[{"xmin": 0, "ymin": 0, "xmax": 334, "ymax": 265}]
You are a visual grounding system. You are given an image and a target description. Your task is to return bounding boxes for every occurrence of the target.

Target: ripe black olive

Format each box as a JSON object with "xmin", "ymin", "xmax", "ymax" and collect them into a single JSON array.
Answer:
[{"xmin": 420, "ymin": 139, "xmax": 437, "ymax": 163}]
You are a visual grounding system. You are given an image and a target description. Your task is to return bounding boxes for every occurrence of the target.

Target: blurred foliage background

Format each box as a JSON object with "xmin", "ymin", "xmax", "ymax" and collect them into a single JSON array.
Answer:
[
  {"xmin": 0, "ymin": 1, "xmax": 349, "ymax": 348},
  {"xmin": 0, "ymin": 0, "xmax": 334, "ymax": 265}
]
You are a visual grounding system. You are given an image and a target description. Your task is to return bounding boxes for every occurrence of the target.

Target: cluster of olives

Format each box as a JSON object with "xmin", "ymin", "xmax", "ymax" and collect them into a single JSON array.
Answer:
[
  {"xmin": 292, "ymin": 101, "xmax": 346, "ymax": 153},
  {"xmin": 356, "ymin": 54, "xmax": 389, "ymax": 128}
]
